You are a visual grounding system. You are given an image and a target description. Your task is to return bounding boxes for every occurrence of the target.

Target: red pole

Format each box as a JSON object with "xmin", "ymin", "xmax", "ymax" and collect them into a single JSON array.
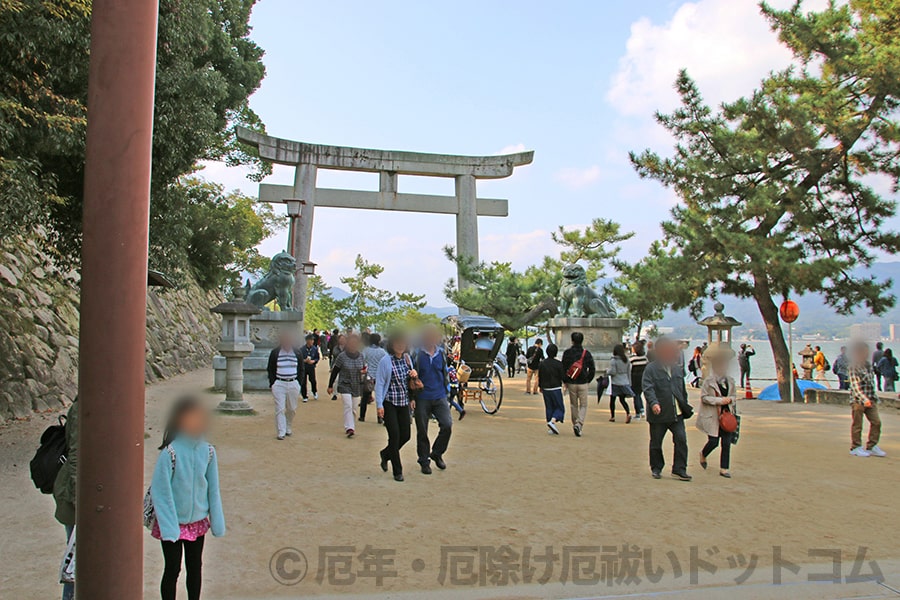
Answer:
[{"xmin": 76, "ymin": 1, "xmax": 159, "ymax": 598}]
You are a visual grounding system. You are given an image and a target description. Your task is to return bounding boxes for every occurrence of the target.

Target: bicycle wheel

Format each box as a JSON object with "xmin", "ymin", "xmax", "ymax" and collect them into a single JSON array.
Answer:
[{"xmin": 480, "ymin": 366, "xmax": 503, "ymax": 414}]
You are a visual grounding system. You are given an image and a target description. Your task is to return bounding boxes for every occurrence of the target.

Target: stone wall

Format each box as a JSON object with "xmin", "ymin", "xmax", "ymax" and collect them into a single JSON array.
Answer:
[
  {"xmin": 0, "ymin": 232, "xmax": 222, "ymax": 420},
  {"xmin": 803, "ymin": 388, "xmax": 898, "ymax": 410}
]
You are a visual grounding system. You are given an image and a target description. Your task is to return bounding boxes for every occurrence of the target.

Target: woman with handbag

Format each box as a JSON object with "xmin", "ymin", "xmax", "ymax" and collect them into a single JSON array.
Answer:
[
  {"xmin": 697, "ymin": 352, "xmax": 738, "ymax": 478},
  {"xmin": 375, "ymin": 333, "xmax": 418, "ymax": 481}
]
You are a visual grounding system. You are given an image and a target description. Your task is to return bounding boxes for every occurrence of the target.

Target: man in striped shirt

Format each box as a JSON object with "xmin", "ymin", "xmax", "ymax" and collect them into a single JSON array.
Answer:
[{"xmin": 267, "ymin": 331, "xmax": 302, "ymax": 440}]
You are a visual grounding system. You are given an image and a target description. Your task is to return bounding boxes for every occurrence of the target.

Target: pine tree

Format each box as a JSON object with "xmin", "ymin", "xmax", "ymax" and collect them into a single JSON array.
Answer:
[{"xmin": 631, "ymin": 1, "xmax": 900, "ymax": 399}]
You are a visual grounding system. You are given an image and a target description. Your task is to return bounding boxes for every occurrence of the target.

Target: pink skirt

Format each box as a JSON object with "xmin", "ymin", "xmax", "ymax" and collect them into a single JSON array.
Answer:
[{"xmin": 151, "ymin": 517, "xmax": 210, "ymax": 542}]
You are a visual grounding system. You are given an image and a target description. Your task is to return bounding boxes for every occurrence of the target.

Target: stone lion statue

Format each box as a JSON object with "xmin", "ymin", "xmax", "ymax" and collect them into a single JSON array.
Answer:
[
  {"xmin": 557, "ymin": 263, "xmax": 616, "ymax": 318},
  {"xmin": 245, "ymin": 251, "xmax": 296, "ymax": 311}
]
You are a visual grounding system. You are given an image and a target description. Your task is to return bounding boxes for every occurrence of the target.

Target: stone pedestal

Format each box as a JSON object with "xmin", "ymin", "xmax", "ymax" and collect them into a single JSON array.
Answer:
[
  {"xmin": 213, "ymin": 310, "xmax": 302, "ymax": 391},
  {"xmin": 217, "ymin": 349, "xmax": 254, "ymax": 413},
  {"xmin": 549, "ymin": 317, "xmax": 629, "ymax": 389}
]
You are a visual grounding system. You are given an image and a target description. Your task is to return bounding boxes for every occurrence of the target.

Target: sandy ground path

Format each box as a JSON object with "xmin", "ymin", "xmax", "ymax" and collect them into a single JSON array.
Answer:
[{"xmin": 2, "ymin": 364, "xmax": 900, "ymax": 599}]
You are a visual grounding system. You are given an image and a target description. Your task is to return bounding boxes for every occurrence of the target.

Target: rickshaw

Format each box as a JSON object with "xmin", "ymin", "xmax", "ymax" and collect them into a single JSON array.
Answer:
[{"xmin": 444, "ymin": 315, "xmax": 505, "ymax": 414}]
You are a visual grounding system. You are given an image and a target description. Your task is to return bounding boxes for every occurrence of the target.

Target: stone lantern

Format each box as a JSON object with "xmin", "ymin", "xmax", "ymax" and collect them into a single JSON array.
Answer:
[
  {"xmin": 210, "ymin": 288, "xmax": 261, "ymax": 413},
  {"xmin": 697, "ymin": 302, "xmax": 742, "ymax": 375},
  {"xmin": 798, "ymin": 344, "xmax": 816, "ymax": 379}
]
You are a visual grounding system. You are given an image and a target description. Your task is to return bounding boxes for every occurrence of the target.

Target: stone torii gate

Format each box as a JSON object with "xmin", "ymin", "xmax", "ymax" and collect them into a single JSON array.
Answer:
[{"xmin": 237, "ymin": 127, "xmax": 533, "ymax": 326}]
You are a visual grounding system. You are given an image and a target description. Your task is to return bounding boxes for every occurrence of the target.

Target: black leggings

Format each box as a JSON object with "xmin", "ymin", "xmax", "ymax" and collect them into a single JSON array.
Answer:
[
  {"xmin": 701, "ymin": 432, "xmax": 733, "ymax": 469},
  {"xmin": 161, "ymin": 536, "xmax": 205, "ymax": 600},
  {"xmin": 610, "ymin": 395, "xmax": 630, "ymax": 418},
  {"xmin": 507, "ymin": 359, "xmax": 516, "ymax": 378},
  {"xmin": 381, "ymin": 401, "xmax": 411, "ymax": 476}
]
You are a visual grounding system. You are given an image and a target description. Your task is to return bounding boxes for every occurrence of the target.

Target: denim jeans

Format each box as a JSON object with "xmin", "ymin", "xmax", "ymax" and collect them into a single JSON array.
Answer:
[{"xmin": 62, "ymin": 524, "xmax": 74, "ymax": 600}]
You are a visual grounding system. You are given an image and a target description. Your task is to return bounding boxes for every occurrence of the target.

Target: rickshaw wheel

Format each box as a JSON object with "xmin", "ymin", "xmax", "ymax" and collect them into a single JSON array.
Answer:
[{"xmin": 480, "ymin": 365, "xmax": 503, "ymax": 414}]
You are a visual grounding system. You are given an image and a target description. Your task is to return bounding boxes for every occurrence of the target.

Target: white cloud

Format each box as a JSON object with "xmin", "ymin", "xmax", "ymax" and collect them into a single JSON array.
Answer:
[
  {"xmin": 554, "ymin": 165, "xmax": 602, "ymax": 189},
  {"xmin": 607, "ymin": 0, "xmax": 829, "ymax": 117},
  {"xmin": 496, "ymin": 142, "xmax": 526, "ymax": 155}
]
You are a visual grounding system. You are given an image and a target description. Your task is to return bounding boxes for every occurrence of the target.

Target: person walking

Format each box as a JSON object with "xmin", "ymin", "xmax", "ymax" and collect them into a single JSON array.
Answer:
[
  {"xmin": 642, "ymin": 336, "xmax": 693, "ymax": 481},
  {"xmin": 360, "ymin": 333, "xmax": 387, "ymax": 424},
  {"xmin": 327, "ymin": 333, "xmax": 366, "ymax": 437},
  {"xmin": 607, "ymin": 343, "xmax": 633, "ymax": 423},
  {"xmin": 266, "ymin": 331, "xmax": 302, "ymax": 440},
  {"xmin": 737, "ymin": 343, "xmax": 755, "ymax": 388},
  {"xmin": 877, "ymin": 348, "xmax": 898, "ymax": 392},
  {"xmin": 687, "ymin": 346, "xmax": 703, "ymax": 388},
  {"xmin": 524, "ymin": 339, "xmax": 544, "ymax": 395},
  {"xmin": 848, "ymin": 341, "xmax": 886, "ymax": 457},
  {"xmin": 538, "ymin": 343, "xmax": 566, "ymax": 434},
  {"xmin": 52, "ymin": 397, "xmax": 78, "ymax": 600},
  {"xmin": 814, "ymin": 345, "xmax": 831, "ymax": 388},
  {"xmin": 413, "ymin": 325, "xmax": 453, "ymax": 474},
  {"xmin": 375, "ymin": 333, "xmax": 417, "ymax": 481},
  {"xmin": 872, "ymin": 342, "xmax": 885, "ymax": 391},
  {"xmin": 299, "ymin": 333, "xmax": 320, "ymax": 401},
  {"xmin": 698, "ymin": 353, "xmax": 738, "ymax": 478},
  {"xmin": 327, "ymin": 328, "xmax": 340, "ymax": 366},
  {"xmin": 505, "ymin": 336, "xmax": 521, "ymax": 378},
  {"xmin": 562, "ymin": 332, "xmax": 596, "ymax": 437},
  {"xmin": 630, "ymin": 340, "xmax": 649, "ymax": 420},
  {"xmin": 833, "ymin": 346, "xmax": 849, "ymax": 390},
  {"xmin": 150, "ymin": 396, "xmax": 225, "ymax": 600}
]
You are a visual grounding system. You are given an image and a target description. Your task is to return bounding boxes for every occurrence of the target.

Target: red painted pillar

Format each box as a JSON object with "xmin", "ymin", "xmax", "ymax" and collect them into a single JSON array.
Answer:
[{"xmin": 76, "ymin": 1, "xmax": 159, "ymax": 598}]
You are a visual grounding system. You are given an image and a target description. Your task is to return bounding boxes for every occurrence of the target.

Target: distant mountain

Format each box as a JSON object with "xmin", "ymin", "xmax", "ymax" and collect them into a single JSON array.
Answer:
[
  {"xmin": 655, "ymin": 261, "xmax": 900, "ymax": 339},
  {"xmin": 325, "ymin": 287, "xmax": 457, "ymax": 320}
]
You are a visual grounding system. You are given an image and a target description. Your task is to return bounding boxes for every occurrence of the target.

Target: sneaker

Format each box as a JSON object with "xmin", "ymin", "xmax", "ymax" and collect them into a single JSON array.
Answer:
[
  {"xmin": 285, "ymin": 430, "xmax": 292, "ymax": 437},
  {"xmin": 868, "ymin": 446, "xmax": 887, "ymax": 457},
  {"xmin": 302, "ymin": 397, "xmax": 308, "ymax": 403},
  {"xmin": 547, "ymin": 421, "xmax": 559, "ymax": 435},
  {"xmin": 346, "ymin": 429, "xmax": 355, "ymax": 438},
  {"xmin": 651, "ymin": 471, "xmax": 661, "ymax": 479},
  {"xmin": 850, "ymin": 447, "xmax": 872, "ymax": 457},
  {"xmin": 314, "ymin": 393, "xmax": 319, "ymax": 400},
  {"xmin": 276, "ymin": 435, "xmax": 285, "ymax": 441},
  {"xmin": 573, "ymin": 425, "xmax": 582, "ymax": 437}
]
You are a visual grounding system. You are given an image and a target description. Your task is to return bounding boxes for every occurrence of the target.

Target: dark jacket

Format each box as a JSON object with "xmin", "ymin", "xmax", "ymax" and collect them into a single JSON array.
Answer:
[
  {"xmin": 267, "ymin": 346, "xmax": 303, "ymax": 387},
  {"xmin": 415, "ymin": 347, "xmax": 449, "ymax": 401},
  {"xmin": 525, "ymin": 345, "xmax": 544, "ymax": 370},
  {"xmin": 300, "ymin": 344, "xmax": 320, "ymax": 368},
  {"xmin": 642, "ymin": 360, "xmax": 692, "ymax": 423},
  {"xmin": 537, "ymin": 358, "xmax": 565, "ymax": 389},
  {"xmin": 53, "ymin": 399, "xmax": 78, "ymax": 526},
  {"xmin": 561, "ymin": 345, "xmax": 596, "ymax": 385}
]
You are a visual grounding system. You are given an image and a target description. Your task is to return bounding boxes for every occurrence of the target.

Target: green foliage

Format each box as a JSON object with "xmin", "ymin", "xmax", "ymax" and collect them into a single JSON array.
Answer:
[
  {"xmin": 552, "ymin": 218, "xmax": 633, "ymax": 280},
  {"xmin": 304, "ymin": 274, "xmax": 340, "ymax": 331},
  {"xmin": 0, "ymin": 0, "xmax": 90, "ymax": 245},
  {"xmin": 609, "ymin": 241, "xmax": 695, "ymax": 339},
  {"xmin": 630, "ymin": 0, "xmax": 900, "ymax": 394},
  {"xmin": 444, "ymin": 220, "xmax": 632, "ymax": 330},
  {"xmin": 335, "ymin": 255, "xmax": 433, "ymax": 331},
  {"xmin": 149, "ymin": 178, "xmax": 283, "ymax": 291},
  {"xmin": 0, "ymin": 0, "xmax": 270, "ymax": 282}
]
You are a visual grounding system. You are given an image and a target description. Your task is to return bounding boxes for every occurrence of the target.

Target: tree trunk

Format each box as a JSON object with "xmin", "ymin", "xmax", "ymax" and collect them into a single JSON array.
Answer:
[
  {"xmin": 635, "ymin": 318, "xmax": 644, "ymax": 342},
  {"xmin": 751, "ymin": 275, "xmax": 797, "ymax": 402}
]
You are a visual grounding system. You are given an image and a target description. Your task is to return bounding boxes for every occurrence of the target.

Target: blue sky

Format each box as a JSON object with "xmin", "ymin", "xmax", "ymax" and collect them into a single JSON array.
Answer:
[{"xmin": 203, "ymin": 0, "xmax": 834, "ymax": 304}]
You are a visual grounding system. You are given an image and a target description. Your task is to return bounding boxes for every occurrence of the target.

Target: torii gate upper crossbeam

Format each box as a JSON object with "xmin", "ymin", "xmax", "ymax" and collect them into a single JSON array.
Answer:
[{"xmin": 236, "ymin": 127, "xmax": 533, "ymax": 327}]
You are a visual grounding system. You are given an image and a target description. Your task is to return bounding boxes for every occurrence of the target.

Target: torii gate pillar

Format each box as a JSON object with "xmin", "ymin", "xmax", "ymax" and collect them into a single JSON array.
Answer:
[{"xmin": 238, "ymin": 128, "xmax": 533, "ymax": 328}]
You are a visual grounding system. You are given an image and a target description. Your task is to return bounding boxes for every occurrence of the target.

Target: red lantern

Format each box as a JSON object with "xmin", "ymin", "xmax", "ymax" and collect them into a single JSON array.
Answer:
[{"xmin": 779, "ymin": 300, "xmax": 799, "ymax": 323}]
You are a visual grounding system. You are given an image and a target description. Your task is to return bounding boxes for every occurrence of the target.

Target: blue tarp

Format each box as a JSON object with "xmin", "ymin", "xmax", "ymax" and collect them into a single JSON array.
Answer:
[{"xmin": 757, "ymin": 379, "xmax": 825, "ymax": 401}]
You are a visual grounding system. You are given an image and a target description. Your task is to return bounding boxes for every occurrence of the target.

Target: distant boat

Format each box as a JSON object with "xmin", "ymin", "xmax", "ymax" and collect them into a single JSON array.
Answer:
[{"xmin": 757, "ymin": 380, "xmax": 826, "ymax": 401}]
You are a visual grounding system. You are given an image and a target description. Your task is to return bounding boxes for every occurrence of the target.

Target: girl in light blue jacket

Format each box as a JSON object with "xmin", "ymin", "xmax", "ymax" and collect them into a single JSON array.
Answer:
[{"xmin": 150, "ymin": 396, "xmax": 225, "ymax": 600}]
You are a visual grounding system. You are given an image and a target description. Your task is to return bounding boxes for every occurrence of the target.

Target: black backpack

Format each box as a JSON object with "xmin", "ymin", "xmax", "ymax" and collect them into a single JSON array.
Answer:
[{"xmin": 31, "ymin": 416, "xmax": 68, "ymax": 494}]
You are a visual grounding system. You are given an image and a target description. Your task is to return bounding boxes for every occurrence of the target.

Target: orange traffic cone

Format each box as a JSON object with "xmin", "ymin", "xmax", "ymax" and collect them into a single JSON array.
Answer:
[{"xmin": 744, "ymin": 380, "xmax": 754, "ymax": 399}]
